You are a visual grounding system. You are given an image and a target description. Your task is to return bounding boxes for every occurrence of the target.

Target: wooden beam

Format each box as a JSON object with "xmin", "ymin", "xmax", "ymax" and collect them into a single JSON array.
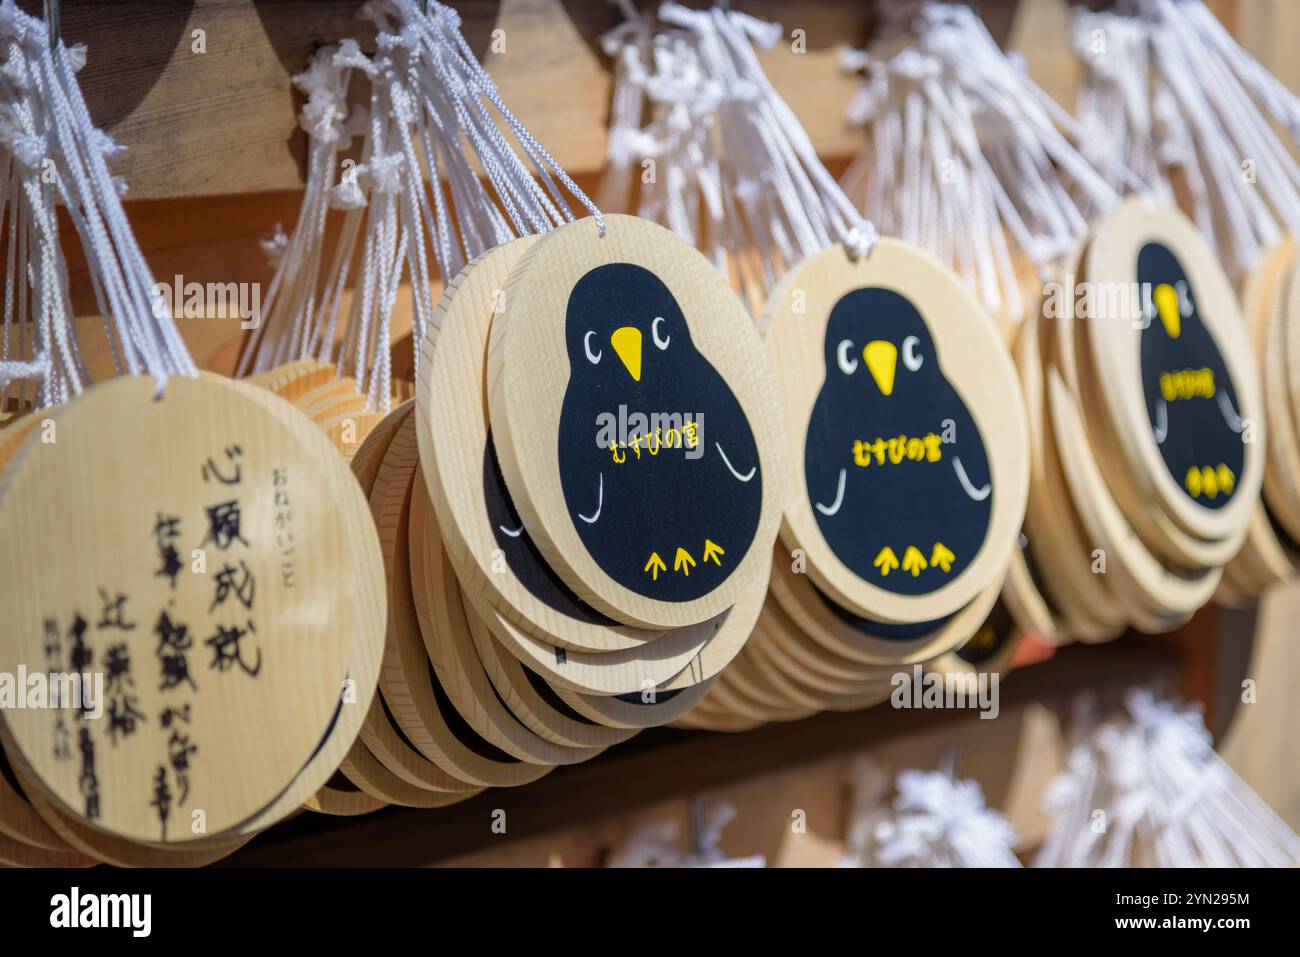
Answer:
[{"xmin": 32, "ymin": 0, "xmax": 877, "ymax": 200}]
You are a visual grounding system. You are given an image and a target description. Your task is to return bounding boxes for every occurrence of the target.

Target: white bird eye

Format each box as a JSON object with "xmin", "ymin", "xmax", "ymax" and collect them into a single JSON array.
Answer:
[
  {"xmin": 1176, "ymin": 281, "xmax": 1193, "ymax": 318},
  {"xmin": 583, "ymin": 331, "xmax": 602, "ymax": 365},
  {"xmin": 836, "ymin": 340, "xmax": 858, "ymax": 375},
  {"xmin": 652, "ymin": 316, "xmax": 670, "ymax": 350},
  {"xmin": 902, "ymin": 335, "xmax": 923, "ymax": 372}
]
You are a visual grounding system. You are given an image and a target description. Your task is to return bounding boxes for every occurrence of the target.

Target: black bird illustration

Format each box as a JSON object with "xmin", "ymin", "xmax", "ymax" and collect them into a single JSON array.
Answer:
[
  {"xmin": 1137, "ymin": 242, "xmax": 1245, "ymax": 507},
  {"xmin": 484, "ymin": 432, "xmax": 617, "ymax": 625},
  {"xmin": 804, "ymin": 287, "xmax": 992, "ymax": 596},
  {"xmin": 558, "ymin": 263, "xmax": 762, "ymax": 602}
]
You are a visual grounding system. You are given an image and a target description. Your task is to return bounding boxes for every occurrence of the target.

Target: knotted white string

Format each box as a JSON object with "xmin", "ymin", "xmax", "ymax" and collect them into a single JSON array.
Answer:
[
  {"xmin": 1036, "ymin": 689, "xmax": 1300, "ymax": 867},
  {"xmin": 239, "ymin": 0, "xmax": 603, "ymax": 411},
  {"xmin": 841, "ymin": 758, "xmax": 1022, "ymax": 868},
  {"xmin": 843, "ymin": 1, "xmax": 1131, "ymax": 326},
  {"xmin": 599, "ymin": 3, "xmax": 877, "ymax": 317},
  {"xmin": 605, "ymin": 801, "xmax": 765, "ymax": 868},
  {"xmin": 0, "ymin": 0, "xmax": 194, "ymax": 409},
  {"xmin": 1073, "ymin": 0, "xmax": 1300, "ymax": 281}
]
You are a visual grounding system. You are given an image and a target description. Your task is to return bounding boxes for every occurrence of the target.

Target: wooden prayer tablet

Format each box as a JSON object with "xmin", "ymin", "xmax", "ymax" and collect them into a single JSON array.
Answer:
[
  {"xmin": 1081, "ymin": 200, "xmax": 1263, "ymax": 544},
  {"xmin": 762, "ymin": 239, "xmax": 1028, "ymax": 624},
  {"xmin": 930, "ymin": 599, "xmax": 1023, "ymax": 679},
  {"xmin": 1019, "ymin": 309, "xmax": 1129, "ymax": 640},
  {"xmin": 302, "ymin": 771, "xmax": 388, "ymax": 817},
  {"xmin": 408, "ymin": 470, "xmax": 606, "ymax": 767},
  {"xmin": 0, "ymin": 828, "xmax": 94, "ymax": 868},
  {"xmin": 417, "ymin": 236, "xmax": 658, "ymax": 652},
  {"xmin": 1258, "ymin": 252, "xmax": 1300, "ymax": 542},
  {"xmin": 551, "ymin": 562, "xmax": 770, "ymax": 728},
  {"xmin": 768, "ymin": 544, "xmax": 1003, "ymax": 666},
  {"xmin": 1046, "ymin": 362, "xmax": 1222, "ymax": 620},
  {"xmin": 0, "ymin": 373, "xmax": 382, "ymax": 844},
  {"xmin": 487, "ymin": 214, "xmax": 786, "ymax": 630},
  {"xmin": 247, "ymin": 359, "xmax": 336, "ymax": 401},
  {"xmin": 1001, "ymin": 540, "xmax": 1066, "ymax": 647},
  {"xmin": 468, "ymin": 621, "xmax": 642, "ymax": 749},
  {"xmin": 333, "ymin": 737, "xmax": 483, "ymax": 809}
]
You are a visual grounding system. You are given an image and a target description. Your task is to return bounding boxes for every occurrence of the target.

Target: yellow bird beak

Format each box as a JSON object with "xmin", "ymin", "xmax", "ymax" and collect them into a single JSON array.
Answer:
[
  {"xmin": 864, "ymin": 340, "xmax": 897, "ymax": 397},
  {"xmin": 611, "ymin": 326, "xmax": 642, "ymax": 381},
  {"xmin": 1154, "ymin": 283, "xmax": 1181, "ymax": 339}
]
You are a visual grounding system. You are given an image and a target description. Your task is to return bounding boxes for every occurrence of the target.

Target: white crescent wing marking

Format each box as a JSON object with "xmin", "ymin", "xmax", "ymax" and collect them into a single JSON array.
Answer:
[
  {"xmin": 1217, "ymin": 391, "xmax": 1244, "ymax": 433},
  {"xmin": 715, "ymin": 442, "xmax": 756, "ymax": 482},
  {"xmin": 498, "ymin": 524, "xmax": 523, "ymax": 538},
  {"xmin": 1153, "ymin": 398, "xmax": 1168, "ymax": 444},
  {"xmin": 815, "ymin": 468, "xmax": 847, "ymax": 517},
  {"xmin": 578, "ymin": 473, "xmax": 603, "ymax": 524},
  {"xmin": 953, "ymin": 456, "xmax": 991, "ymax": 502}
]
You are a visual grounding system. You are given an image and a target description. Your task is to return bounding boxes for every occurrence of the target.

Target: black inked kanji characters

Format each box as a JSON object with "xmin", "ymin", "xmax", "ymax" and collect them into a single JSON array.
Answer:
[
  {"xmin": 201, "ymin": 444, "xmax": 243, "ymax": 485},
  {"xmin": 96, "ymin": 589, "xmax": 137, "ymax": 631},
  {"xmin": 205, "ymin": 621, "xmax": 262, "ymax": 677},
  {"xmin": 150, "ymin": 765, "xmax": 171, "ymax": 840},
  {"xmin": 104, "ymin": 643, "xmax": 145, "ymax": 745},
  {"xmin": 211, "ymin": 559, "xmax": 255, "ymax": 611},
  {"xmin": 167, "ymin": 732, "xmax": 197, "ymax": 803},
  {"xmin": 201, "ymin": 500, "xmax": 248, "ymax": 550},
  {"xmin": 78, "ymin": 728, "xmax": 99, "ymax": 821},
  {"xmin": 154, "ymin": 610, "xmax": 196, "ymax": 692},
  {"xmin": 153, "ymin": 513, "xmax": 183, "ymax": 588}
]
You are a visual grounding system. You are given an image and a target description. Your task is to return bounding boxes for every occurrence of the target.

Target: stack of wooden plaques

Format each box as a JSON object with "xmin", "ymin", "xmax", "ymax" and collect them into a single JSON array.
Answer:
[
  {"xmin": 677, "ymin": 239, "xmax": 1032, "ymax": 731},
  {"xmin": 0, "ymin": 373, "xmax": 386, "ymax": 865},
  {"xmin": 1007, "ymin": 199, "xmax": 1263, "ymax": 639},
  {"xmin": 1215, "ymin": 238, "xmax": 1300, "ymax": 604},
  {"xmin": 244, "ymin": 361, "xmax": 385, "ymax": 462},
  {"xmin": 289, "ymin": 214, "xmax": 788, "ymax": 800}
]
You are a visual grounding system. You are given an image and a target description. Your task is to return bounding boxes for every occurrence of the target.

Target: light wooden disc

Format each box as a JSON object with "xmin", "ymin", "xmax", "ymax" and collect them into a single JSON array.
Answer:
[
  {"xmin": 1001, "ymin": 541, "xmax": 1068, "ymax": 646},
  {"xmin": 459, "ymin": 579, "xmax": 714, "ymax": 696},
  {"xmin": 468, "ymin": 618, "xmax": 642, "ymax": 749},
  {"xmin": 246, "ymin": 360, "xmax": 335, "ymax": 401},
  {"xmin": 1258, "ymin": 252, "xmax": 1300, "ymax": 542},
  {"xmin": 768, "ymin": 543, "xmax": 1004, "ymax": 665},
  {"xmin": 1046, "ymin": 361, "xmax": 1222, "ymax": 617},
  {"xmin": 1081, "ymin": 200, "xmax": 1263, "ymax": 543},
  {"xmin": 762, "ymin": 239, "xmax": 1028, "ymax": 623},
  {"xmin": 302, "ymin": 770, "xmax": 388, "ymax": 817},
  {"xmin": 408, "ymin": 469, "xmax": 605, "ymax": 767},
  {"xmin": 552, "ymin": 559, "xmax": 770, "ymax": 728},
  {"xmin": 417, "ymin": 236, "xmax": 657, "ymax": 652},
  {"xmin": 0, "ymin": 374, "xmax": 379, "ymax": 843},
  {"xmin": 1019, "ymin": 303, "xmax": 1129, "ymax": 640},
  {"xmin": 334, "ymin": 739, "xmax": 482, "ymax": 809},
  {"xmin": 752, "ymin": 595, "xmax": 897, "ymax": 683},
  {"xmin": 1066, "ymin": 244, "xmax": 1246, "ymax": 569},
  {"xmin": 929, "ymin": 599, "xmax": 1024, "ymax": 678},
  {"xmin": 487, "ymin": 214, "xmax": 786, "ymax": 629}
]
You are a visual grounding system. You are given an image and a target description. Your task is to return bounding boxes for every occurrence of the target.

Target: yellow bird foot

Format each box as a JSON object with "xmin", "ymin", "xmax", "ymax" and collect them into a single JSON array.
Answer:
[
  {"xmin": 702, "ymin": 539, "xmax": 725, "ymax": 566},
  {"xmin": 1216, "ymin": 463, "xmax": 1235, "ymax": 496},
  {"xmin": 1201, "ymin": 466, "xmax": 1220, "ymax": 499},
  {"xmin": 644, "ymin": 552, "xmax": 667, "ymax": 581},
  {"xmin": 873, "ymin": 546, "xmax": 900, "ymax": 576},
  {"xmin": 1185, "ymin": 467, "xmax": 1202, "ymax": 498},
  {"xmin": 930, "ymin": 542, "xmax": 955, "ymax": 573},
  {"xmin": 674, "ymin": 547, "xmax": 696, "ymax": 576},
  {"xmin": 902, "ymin": 545, "xmax": 928, "ymax": 577}
]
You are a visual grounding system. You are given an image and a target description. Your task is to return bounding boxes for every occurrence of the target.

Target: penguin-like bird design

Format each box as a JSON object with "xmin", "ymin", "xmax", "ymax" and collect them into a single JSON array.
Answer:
[
  {"xmin": 1137, "ymin": 243, "xmax": 1244, "ymax": 507},
  {"xmin": 558, "ymin": 263, "xmax": 762, "ymax": 602},
  {"xmin": 805, "ymin": 287, "xmax": 992, "ymax": 596}
]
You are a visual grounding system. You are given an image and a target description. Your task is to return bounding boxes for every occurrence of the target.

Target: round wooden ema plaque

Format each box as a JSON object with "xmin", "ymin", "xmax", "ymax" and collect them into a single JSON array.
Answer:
[
  {"xmin": 416, "ymin": 235, "xmax": 658, "ymax": 652},
  {"xmin": 551, "ymin": 559, "xmax": 771, "ymax": 729},
  {"xmin": 929, "ymin": 599, "xmax": 1024, "ymax": 679},
  {"xmin": 487, "ymin": 214, "xmax": 787, "ymax": 630},
  {"xmin": 762, "ymin": 239, "xmax": 1028, "ymax": 624},
  {"xmin": 408, "ymin": 469, "xmax": 607, "ymax": 767},
  {"xmin": 768, "ymin": 543, "xmax": 1003, "ymax": 666},
  {"xmin": 0, "ymin": 374, "xmax": 380, "ymax": 844},
  {"xmin": 1081, "ymin": 199, "xmax": 1263, "ymax": 544}
]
